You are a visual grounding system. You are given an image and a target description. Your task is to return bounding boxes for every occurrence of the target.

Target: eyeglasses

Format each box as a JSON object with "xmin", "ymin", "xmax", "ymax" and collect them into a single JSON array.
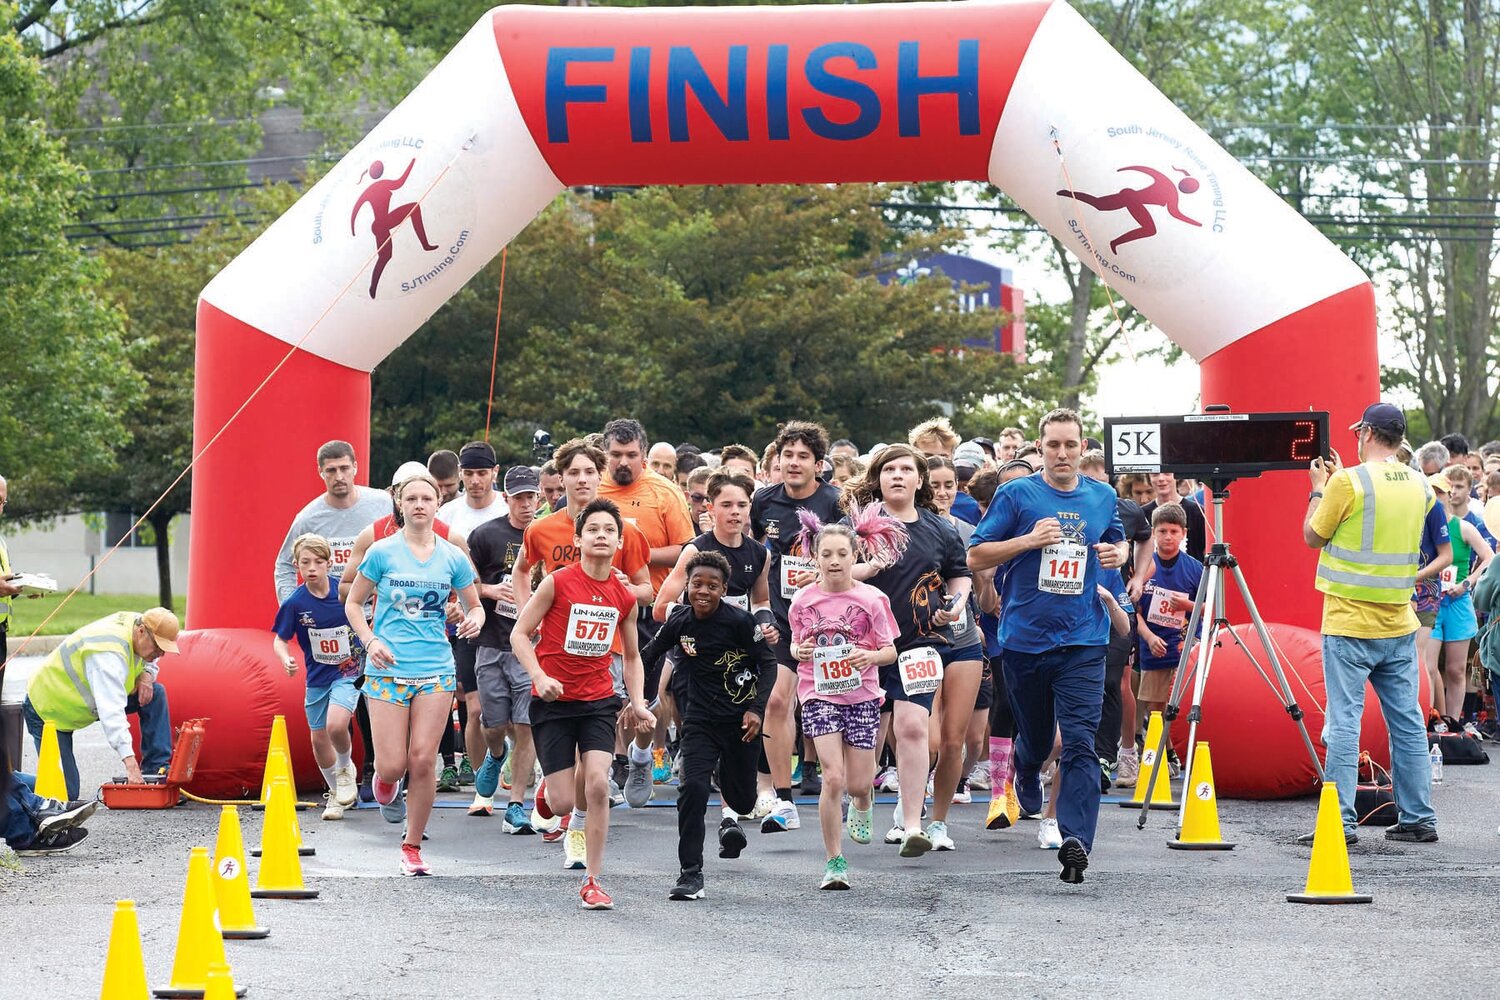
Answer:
[{"xmin": 689, "ymin": 493, "xmax": 708, "ymax": 504}]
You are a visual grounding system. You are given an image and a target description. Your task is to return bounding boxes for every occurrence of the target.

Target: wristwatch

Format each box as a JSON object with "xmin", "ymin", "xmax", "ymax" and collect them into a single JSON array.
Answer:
[{"xmin": 1309, "ymin": 490, "xmax": 1324, "ymax": 501}]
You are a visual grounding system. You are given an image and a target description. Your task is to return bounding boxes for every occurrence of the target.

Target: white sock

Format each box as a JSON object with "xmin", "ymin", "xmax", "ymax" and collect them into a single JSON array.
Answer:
[
  {"xmin": 571, "ymin": 807, "xmax": 587, "ymax": 827},
  {"xmin": 629, "ymin": 743, "xmax": 653, "ymax": 765},
  {"xmin": 335, "ymin": 750, "xmax": 352, "ymax": 770},
  {"xmin": 319, "ymin": 765, "xmax": 338, "ymax": 791}
]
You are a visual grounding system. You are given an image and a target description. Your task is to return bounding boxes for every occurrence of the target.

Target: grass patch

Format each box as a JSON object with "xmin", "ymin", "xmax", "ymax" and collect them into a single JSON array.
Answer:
[{"xmin": 9, "ymin": 592, "xmax": 186, "ymax": 638}]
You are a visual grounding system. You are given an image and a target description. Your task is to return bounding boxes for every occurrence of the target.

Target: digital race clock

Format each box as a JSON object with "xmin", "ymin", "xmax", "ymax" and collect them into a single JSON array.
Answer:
[{"xmin": 1103, "ymin": 411, "xmax": 1329, "ymax": 480}]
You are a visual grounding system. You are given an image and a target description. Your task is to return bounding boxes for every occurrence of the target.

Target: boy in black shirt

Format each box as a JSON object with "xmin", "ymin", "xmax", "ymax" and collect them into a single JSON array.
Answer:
[{"xmin": 641, "ymin": 551, "xmax": 777, "ymax": 901}]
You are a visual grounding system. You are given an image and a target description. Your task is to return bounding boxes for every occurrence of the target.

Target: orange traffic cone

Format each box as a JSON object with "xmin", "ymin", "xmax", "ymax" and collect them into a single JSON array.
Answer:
[
  {"xmin": 1287, "ymin": 783, "xmax": 1372, "ymax": 904},
  {"xmin": 1120, "ymin": 711, "xmax": 1176, "ymax": 810},
  {"xmin": 250, "ymin": 751, "xmax": 312, "ymax": 858},
  {"xmin": 202, "ymin": 963, "xmax": 238, "ymax": 1000},
  {"xmin": 250, "ymin": 775, "xmax": 318, "ymax": 900},
  {"xmin": 35, "ymin": 720, "xmax": 69, "ymax": 800},
  {"xmin": 100, "ymin": 900, "xmax": 150, "ymax": 999},
  {"xmin": 153, "ymin": 848, "xmax": 241, "ymax": 998},
  {"xmin": 1167, "ymin": 743, "xmax": 1235, "ymax": 851},
  {"xmin": 211, "ymin": 807, "xmax": 269, "ymax": 939}
]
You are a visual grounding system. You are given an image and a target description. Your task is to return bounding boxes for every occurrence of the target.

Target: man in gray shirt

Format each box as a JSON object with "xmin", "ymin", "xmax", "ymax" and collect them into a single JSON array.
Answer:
[{"xmin": 273, "ymin": 440, "xmax": 393, "ymax": 602}]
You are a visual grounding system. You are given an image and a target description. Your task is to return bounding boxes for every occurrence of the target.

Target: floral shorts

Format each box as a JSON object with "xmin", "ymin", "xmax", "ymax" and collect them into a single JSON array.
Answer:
[
  {"xmin": 364, "ymin": 673, "xmax": 456, "ymax": 707},
  {"xmin": 801, "ymin": 697, "xmax": 881, "ymax": 750}
]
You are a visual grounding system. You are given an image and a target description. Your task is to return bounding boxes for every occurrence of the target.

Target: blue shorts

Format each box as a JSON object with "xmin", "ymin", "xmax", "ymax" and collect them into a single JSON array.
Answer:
[
  {"xmin": 940, "ymin": 642, "xmax": 985, "ymax": 667},
  {"xmin": 305, "ymin": 676, "xmax": 360, "ymax": 730},
  {"xmin": 1433, "ymin": 593, "xmax": 1478, "ymax": 643},
  {"xmin": 364, "ymin": 672, "xmax": 457, "ymax": 707}
]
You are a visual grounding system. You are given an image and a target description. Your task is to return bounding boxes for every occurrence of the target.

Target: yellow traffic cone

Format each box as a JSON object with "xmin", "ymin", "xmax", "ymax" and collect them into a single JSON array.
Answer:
[
  {"xmin": 1287, "ymin": 783, "xmax": 1372, "ymax": 904},
  {"xmin": 250, "ymin": 775, "xmax": 318, "ymax": 900},
  {"xmin": 152, "ymin": 848, "xmax": 234, "ymax": 998},
  {"xmin": 1168, "ymin": 742, "xmax": 1235, "ymax": 851},
  {"xmin": 202, "ymin": 963, "xmax": 239, "ymax": 1000},
  {"xmin": 100, "ymin": 900, "xmax": 150, "ymax": 1000},
  {"xmin": 211, "ymin": 807, "xmax": 269, "ymax": 939},
  {"xmin": 1120, "ymin": 711, "xmax": 1176, "ymax": 810},
  {"xmin": 35, "ymin": 720, "xmax": 69, "ymax": 800},
  {"xmin": 250, "ymin": 751, "xmax": 312, "ymax": 858}
]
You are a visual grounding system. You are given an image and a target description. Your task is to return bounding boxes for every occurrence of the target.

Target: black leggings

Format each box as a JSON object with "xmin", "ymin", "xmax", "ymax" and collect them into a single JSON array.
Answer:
[{"xmin": 988, "ymin": 654, "xmax": 1014, "ymax": 738}]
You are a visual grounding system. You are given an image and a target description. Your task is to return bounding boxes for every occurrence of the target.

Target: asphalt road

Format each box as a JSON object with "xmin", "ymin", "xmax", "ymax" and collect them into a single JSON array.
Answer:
[{"xmin": 5, "ymin": 724, "xmax": 1499, "ymax": 1000}]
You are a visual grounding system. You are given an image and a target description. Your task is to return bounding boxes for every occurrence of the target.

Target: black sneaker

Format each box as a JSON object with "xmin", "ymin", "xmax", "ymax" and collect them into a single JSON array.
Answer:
[
  {"xmin": 34, "ymin": 797, "xmax": 99, "ymax": 836},
  {"xmin": 669, "ymin": 869, "xmax": 705, "ymax": 901},
  {"xmin": 17, "ymin": 826, "xmax": 89, "ymax": 856},
  {"xmin": 1296, "ymin": 829, "xmax": 1357, "ymax": 846},
  {"xmin": 1098, "ymin": 757, "xmax": 1114, "ymax": 795},
  {"xmin": 801, "ymin": 763, "xmax": 822, "ymax": 797},
  {"xmin": 1058, "ymin": 836, "xmax": 1089, "ymax": 885},
  {"xmin": 718, "ymin": 818, "xmax": 748, "ymax": 859},
  {"xmin": 610, "ymin": 755, "xmax": 629, "ymax": 792},
  {"xmin": 1384, "ymin": 822, "xmax": 1438, "ymax": 843}
]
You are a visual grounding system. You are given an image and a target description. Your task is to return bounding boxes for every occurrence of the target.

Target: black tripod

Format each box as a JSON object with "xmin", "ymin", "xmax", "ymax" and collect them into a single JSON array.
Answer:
[{"xmin": 1136, "ymin": 480, "xmax": 1325, "ymax": 834}]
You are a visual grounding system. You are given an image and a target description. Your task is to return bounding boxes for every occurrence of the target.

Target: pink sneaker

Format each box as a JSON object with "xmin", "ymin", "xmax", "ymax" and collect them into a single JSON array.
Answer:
[{"xmin": 400, "ymin": 843, "xmax": 432, "ymax": 877}]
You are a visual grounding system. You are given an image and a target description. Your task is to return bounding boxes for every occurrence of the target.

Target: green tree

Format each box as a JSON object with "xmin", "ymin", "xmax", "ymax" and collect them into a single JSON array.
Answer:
[
  {"xmin": 371, "ymin": 184, "xmax": 1013, "ymax": 468},
  {"xmin": 0, "ymin": 24, "xmax": 138, "ymax": 517}
]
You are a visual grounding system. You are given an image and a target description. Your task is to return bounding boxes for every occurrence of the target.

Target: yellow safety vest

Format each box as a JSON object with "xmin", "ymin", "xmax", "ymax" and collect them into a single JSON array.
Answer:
[
  {"xmin": 0, "ymin": 535, "xmax": 10, "ymax": 627},
  {"xmin": 1316, "ymin": 463, "xmax": 1432, "ymax": 604},
  {"xmin": 26, "ymin": 613, "xmax": 148, "ymax": 732}
]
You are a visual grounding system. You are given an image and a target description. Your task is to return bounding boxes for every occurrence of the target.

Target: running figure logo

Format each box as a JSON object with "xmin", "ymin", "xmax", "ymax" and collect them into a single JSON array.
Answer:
[
  {"xmin": 351, "ymin": 159, "xmax": 439, "ymax": 298},
  {"xmin": 1057, "ymin": 166, "xmax": 1201, "ymax": 254}
]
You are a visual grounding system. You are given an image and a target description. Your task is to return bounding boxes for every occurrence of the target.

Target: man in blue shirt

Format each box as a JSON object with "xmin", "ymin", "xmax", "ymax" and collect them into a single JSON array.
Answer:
[{"xmin": 968, "ymin": 408, "xmax": 1127, "ymax": 885}]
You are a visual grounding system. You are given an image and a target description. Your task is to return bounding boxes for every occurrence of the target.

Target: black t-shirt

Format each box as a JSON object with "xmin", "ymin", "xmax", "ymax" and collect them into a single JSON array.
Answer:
[
  {"xmin": 1117, "ymin": 497, "xmax": 1152, "ymax": 578},
  {"xmin": 751, "ymin": 481, "xmax": 843, "ymax": 625},
  {"xmin": 640, "ymin": 603, "xmax": 778, "ymax": 721},
  {"xmin": 858, "ymin": 507, "xmax": 971, "ymax": 652},
  {"xmin": 1142, "ymin": 496, "xmax": 1208, "ymax": 562},
  {"xmin": 466, "ymin": 516, "xmax": 527, "ymax": 649},
  {"xmin": 690, "ymin": 530, "xmax": 767, "ymax": 612}
]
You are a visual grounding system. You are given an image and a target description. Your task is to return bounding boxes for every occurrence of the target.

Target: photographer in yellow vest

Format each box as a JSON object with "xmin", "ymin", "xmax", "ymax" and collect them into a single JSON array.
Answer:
[
  {"xmin": 1304, "ymin": 402, "xmax": 1444, "ymax": 846},
  {"xmin": 23, "ymin": 608, "xmax": 179, "ymax": 799}
]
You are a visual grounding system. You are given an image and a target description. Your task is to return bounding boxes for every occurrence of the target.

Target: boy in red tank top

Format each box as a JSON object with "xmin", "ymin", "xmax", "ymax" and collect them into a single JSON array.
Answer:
[{"xmin": 511, "ymin": 498, "xmax": 654, "ymax": 910}]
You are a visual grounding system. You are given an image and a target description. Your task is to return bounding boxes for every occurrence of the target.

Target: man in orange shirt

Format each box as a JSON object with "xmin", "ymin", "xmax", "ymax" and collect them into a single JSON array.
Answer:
[
  {"xmin": 514, "ymin": 438, "xmax": 655, "ymax": 820},
  {"xmin": 598, "ymin": 418, "xmax": 695, "ymax": 792}
]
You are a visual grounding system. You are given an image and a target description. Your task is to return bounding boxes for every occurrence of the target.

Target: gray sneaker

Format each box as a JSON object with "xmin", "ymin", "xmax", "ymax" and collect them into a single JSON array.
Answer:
[
  {"xmin": 625, "ymin": 757, "xmax": 653, "ymax": 808},
  {"xmin": 35, "ymin": 797, "xmax": 100, "ymax": 836},
  {"xmin": 379, "ymin": 779, "xmax": 407, "ymax": 824}
]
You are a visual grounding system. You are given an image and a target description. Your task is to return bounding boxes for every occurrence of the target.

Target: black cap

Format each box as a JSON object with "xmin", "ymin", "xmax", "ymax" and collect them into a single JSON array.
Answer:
[
  {"xmin": 503, "ymin": 465, "xmax": 540, "ymax": 494},
  {"xmin": 459, "ymin": 441, "xmax": 498, "ymax": 469},
  {"xmin": 1349, "ymin": 403, "xmax": 1405, "ymax": 437}
]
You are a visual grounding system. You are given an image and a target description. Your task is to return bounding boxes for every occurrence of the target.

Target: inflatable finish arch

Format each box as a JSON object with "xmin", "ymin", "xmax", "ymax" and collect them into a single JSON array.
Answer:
[{"xmin": 182, "ymin": 1, "xmax": 1379, "ymax": 793}]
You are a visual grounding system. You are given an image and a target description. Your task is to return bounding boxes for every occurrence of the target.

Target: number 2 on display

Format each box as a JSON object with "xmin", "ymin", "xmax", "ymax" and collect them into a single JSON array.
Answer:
[{"xmin": 1291, "ymin": 420, "xmax": 1316, "ymax": 460}]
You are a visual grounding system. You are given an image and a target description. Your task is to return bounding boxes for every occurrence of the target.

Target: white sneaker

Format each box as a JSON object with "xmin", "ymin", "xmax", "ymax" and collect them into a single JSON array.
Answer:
[
  {"xmin": 334, "ymin": 764, "xmax": 358, "ymax": 807},
  {"xmin": 967, "ymin": 764, "xmax": 991, "ymax": 791},
  {"xmin": 928, "ymin": 820, "xmax": 955, "ymax": 851},
  {"xmin": 747, "ymin": 789, "xmax": 776, "ymax": 820},
  {"xmin": 884, "ymin": 822, "xmax": 905, "ymax": 845},
  {"xmin": 876, "ymin": 767, "xmax": 900, "ymax": 792},
  {"xmin": 1037, "ymin": 817, "xmax": 1063, "ymax": 850},
  {"xmin": 951, "ymin": 786, "xmax": 972, "ymax": 805},
  {"xmin": 761, "ymin": 799, "xmax": 799, "ymax": 833},
  {"xmin": 321, "ymin": 794, "xmax": 345, "ymax": 821},
  {"xmin": 563, "ymin": 828, "xmax": 587, "ymax": 870}
]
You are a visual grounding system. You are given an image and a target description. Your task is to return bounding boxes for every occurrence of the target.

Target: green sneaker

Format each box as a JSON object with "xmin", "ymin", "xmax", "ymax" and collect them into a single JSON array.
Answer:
[
  {"xmin": 458, "ymin": 757, "xmax": 476, "ymax": 787},
  {"xmin": 846, "ymin": 804, "xmax": 872, "ymax": 845},
  {"xmin": 819, "ymin": 854, "xmax": 850, "ymax": 890},
  {"xmin": 437, "ymin": 765, "xmax": 461, "ymax": 792},
  {"xmin": 500, "ymin": 751, "xmax": 514, "ymax": 790}
]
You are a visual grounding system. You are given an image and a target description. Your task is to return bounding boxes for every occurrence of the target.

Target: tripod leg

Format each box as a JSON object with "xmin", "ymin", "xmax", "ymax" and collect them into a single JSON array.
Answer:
[
  {"xmin": 1230, "ymin": 563, "xmax": 1327, "ymax": 783},
  {"xmin": 1137, "ymin": 563, "xmax": 1216, "ymax": 829},
  {"xmin": 1175, "ymin": 619, "xmax": 1223, "ymax": 834}
]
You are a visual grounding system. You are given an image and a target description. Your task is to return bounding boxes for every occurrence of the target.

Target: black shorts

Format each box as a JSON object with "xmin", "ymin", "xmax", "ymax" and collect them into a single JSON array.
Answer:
[
  {"xmin": 530, "ymin": 697, "xmax": 619, "ymax": 776},
  {"xmin": 770, "ymin": 630, "xmax": 798, "ymax": 672},
  {"xmin": 974, "ymin": 657, "xmax": 994, "ymax": 711},
  {"xmin": 452, "ymin": 637, "xmax": 478, "ymax": 692},
  {"xmin": 637, "ymin": 610, "xmax": 666, "ymax": 695}
]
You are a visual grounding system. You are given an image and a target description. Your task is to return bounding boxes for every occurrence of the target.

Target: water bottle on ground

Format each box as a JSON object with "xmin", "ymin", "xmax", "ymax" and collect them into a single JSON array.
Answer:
[{"xmin": 1430, "ymin": 742, "xmax": 1444, "ymax": 785}]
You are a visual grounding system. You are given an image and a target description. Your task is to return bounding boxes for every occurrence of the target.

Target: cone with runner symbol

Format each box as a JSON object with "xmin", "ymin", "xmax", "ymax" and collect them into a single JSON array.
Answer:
[
  {"xmin": 251, "ymin": 747, "xmax": 311, "ymax": 856},
  {"xmin": 250, "ymin": 775, "xmax": 318, "ymax": 900},
  {"xmin": 1120, "ymin": 711, "xmax": 1176, "ymax": 810},
  {"xmin": 34, "ymin": 719, "xmax": 69, "ymax": 800},
  {"xmin": 1286, "ymin": 782, "xmax": 1372, "ymax": 905},
  {"xmin": 100, "ymin": 900, "xmax": 150, "ymax": 1000},
  {"xmin": 1167, "ymin": 742, "xmax": 1235, "ymax": 850},
  {"xmin": 211, "ymin": 807, "xmax": 269, "ymax": 939},
  {"xmin": 202, "ymin": 963, "xmax": 239, "ymax": 1000},
  {"xmin": 152, "ymin": 847, "xmax": 246, "ymax": 998}
]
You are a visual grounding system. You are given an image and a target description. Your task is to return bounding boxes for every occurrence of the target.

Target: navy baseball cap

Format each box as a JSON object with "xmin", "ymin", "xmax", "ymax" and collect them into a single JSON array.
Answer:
[{"xmin": 1349, "ymin": 403, "xmax": 1406, "ymax": 436}]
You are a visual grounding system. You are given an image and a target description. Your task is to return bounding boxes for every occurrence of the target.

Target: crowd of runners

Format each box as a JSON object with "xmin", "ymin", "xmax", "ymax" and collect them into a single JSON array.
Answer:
[{"xmin": 268, "ymin": 416, "xmax": 1500, "ymax": 907}]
